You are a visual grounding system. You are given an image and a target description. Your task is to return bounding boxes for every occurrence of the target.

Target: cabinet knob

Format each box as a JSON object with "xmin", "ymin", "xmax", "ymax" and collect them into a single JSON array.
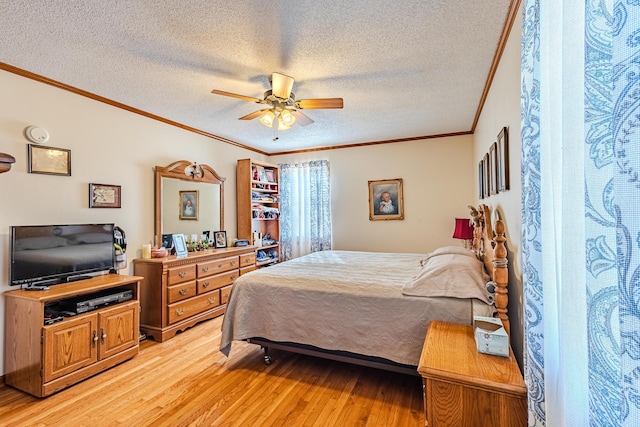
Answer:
[
  {"xmin": 101, "ymin": 328, "xmax": 107, "ymax": 343},
  {"xmin": 179, "ymin": 288, "xmax": 187, "ymax": 296},
  {"xmin": 92, "ymin": 330, "xmax": 99, "ymax": 347},
  {"xmin": 175, "ymin": 308, "xmax": 184, "ymax": 316},
  {"xmin": 178, "ymin": 271, "xmax": 186, "ymax": 278}
]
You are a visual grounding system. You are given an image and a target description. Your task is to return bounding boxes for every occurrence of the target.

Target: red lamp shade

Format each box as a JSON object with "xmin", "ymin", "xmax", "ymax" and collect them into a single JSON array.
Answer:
[{"xmin": 452, "ymin": 218, "xmax": 474, "ymax": 240}]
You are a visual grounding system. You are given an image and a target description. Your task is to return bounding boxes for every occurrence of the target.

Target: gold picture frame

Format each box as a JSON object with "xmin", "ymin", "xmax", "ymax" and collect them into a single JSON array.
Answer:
[
  {"xmin": 179, "ymin": 190, "xmax": 199, "ymax": 220},
  {"xmin": 28, "ymin": 144, "xmax": 71, "ymax": 176},
  {"xmin": 368, "ymin": 178, "xmax": 404, "ymax": 221}
]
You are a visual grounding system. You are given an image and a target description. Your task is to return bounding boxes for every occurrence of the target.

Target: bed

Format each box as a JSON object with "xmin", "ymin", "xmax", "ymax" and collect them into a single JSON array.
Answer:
[{"xmin": 220, "ymin": 204, "xmax": 509, "ymax": 375}]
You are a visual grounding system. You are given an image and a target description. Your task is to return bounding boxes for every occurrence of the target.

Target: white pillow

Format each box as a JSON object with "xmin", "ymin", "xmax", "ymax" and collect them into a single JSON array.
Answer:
[{"xmin": 404, "ymin": 252, "xmax": 491, "ymax": 304}]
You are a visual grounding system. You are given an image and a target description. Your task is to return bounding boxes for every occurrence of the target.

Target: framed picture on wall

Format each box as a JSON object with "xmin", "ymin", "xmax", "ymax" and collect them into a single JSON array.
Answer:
[
  {"xmin": 89, "ymin": 183, "xmax": 121, "ymax": 208},
  {"xmin": 478, "ymin": 160, "xmax": 485, "ymax": 199},
  {"xmin": 497, "ymin": 126, "xmax": 510, "ymax": 191},
  {"xmin": 28, "ymin": 144, "xmax": 71, "ymax": 176},
  {"xmin": 489, "ymin": 142, "xmax": 498, "ymax": 195},
  {"xmin": 179, "ymin": 190, "xmax": 199, "ymax": 220},
  {"xmin": 368, "ymin": 178, "xmax": 404, "ymax": 221},
  {"xmin": 483, "ymin": 153, "xmax": 490, "ymax": 199}
]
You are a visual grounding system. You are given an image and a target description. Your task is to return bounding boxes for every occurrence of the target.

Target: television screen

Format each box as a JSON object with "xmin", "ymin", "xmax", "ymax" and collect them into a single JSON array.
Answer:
[{"xmin": 10, "ymin": 223, "xmax": 115, "ymax": 287}]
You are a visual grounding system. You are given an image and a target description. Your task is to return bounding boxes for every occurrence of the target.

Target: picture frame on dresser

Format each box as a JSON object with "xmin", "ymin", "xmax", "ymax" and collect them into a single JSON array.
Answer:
[
  {"xmin": 214, "ymin": 231, "xmax": 227, "ymax": 248},
  {"xmin": 172, "ymin": 233, "xmax": 188, "ymax": 258}
]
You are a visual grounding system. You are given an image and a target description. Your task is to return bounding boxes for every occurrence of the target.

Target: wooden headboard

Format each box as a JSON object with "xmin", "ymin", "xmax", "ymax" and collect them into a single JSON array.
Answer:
[{"xmin": 469, "ymin": 204, "xmax": 510, "ymax": 335}]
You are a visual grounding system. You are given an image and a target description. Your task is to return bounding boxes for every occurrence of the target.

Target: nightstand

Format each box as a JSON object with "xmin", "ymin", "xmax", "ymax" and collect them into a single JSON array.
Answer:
[{"xmin": 418, "ymin": 321, "xmax": 527, "ymax": 427}]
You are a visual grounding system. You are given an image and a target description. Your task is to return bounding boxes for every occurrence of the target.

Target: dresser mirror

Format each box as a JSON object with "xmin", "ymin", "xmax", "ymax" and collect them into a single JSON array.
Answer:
[{"xmin": 154, "ymin": 160, "xmax": 225, "ymax": 244}]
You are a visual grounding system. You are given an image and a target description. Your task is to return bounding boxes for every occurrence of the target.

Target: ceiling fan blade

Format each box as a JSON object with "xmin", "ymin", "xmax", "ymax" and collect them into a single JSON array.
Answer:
[
  {"xmin": 238, "ymin": 109, "xmax": 270, "ymax": 120},
  {"xmin": 211, "ymin": 89, "xmax": 262, "ymax": 103},
  {"xmin": 290, "ymin": 110, "xmax": 314, "ymax": 126},
  {"xmin": 295, "ymin": 98, "xmax": 344, "ymax": 109},
  {"xmin": 271, "ymin": 72, "xmax": 295, "ymax": 99}
]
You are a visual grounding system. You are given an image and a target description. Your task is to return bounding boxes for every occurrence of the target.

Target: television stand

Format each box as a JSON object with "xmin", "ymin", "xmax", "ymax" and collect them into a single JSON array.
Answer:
[{"xmin": 4, "ymin": 274, "xmax": 142, "ymax": 397}]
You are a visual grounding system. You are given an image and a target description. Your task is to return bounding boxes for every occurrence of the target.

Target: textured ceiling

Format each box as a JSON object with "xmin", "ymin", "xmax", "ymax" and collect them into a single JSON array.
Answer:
[{"xmin": 0, "ymin": 0, "xmax": 515, "ymax": 154}]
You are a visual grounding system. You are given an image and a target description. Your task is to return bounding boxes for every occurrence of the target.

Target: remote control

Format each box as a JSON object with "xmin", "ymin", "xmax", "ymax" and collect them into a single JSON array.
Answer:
[{"xmin": 25, "ymin": 285, "xmax": 50, "ymax": 291}]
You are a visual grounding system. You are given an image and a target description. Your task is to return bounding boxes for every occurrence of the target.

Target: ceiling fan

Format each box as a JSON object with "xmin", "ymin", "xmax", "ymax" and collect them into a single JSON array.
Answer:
[{"xmin": 211, "ymin": 72, "xmax": 343, "ymax": 132}]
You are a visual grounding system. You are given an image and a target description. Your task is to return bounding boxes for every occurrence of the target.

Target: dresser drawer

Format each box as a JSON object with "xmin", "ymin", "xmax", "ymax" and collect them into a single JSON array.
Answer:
[
  {"xmin": 239, "ymin": 253, "xmax": 256, "ymax": 267},
  {"xmin": 197, "ymin": 256, "xmax": 238, "ymax": 277},
  {"xmin": 167, "ymin": 264, "xmax": 197, "ymax": 285},
  {"xmin": 240, "ymin": 265, "xmax": 256, "ymax": 275},
  {"xmin": 167, "ymin": 281, "xmax": 197, "ymax": 303},
  {"xmin": 197, "ymin": 270, "xmax": 238, "ymax": 294},
  {"xmin": 167, "ymin": 291, "xmax": 221, "ymax": 324},
  {"xmin": 220, "ymin": 285, "xmax": 233, "ymax": 304}
]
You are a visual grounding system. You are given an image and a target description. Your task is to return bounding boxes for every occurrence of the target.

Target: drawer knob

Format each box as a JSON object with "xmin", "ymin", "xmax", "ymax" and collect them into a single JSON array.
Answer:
[
  {"xmin": 208, "ymin": 297, "xmax": 216, "ymax": 304},
  {"xmin": 179, "ymin": 288, "xmax": 187, "ymax": 296},
  {"xmin": 231, "ymin": 261, "xmax": 236, "ymax": 266},
  {"xmin": 217, "ymin": 263, "xmax": 223, "ymax": 268},
  {"xmin": 202, "ymin": 266, "xmax": 209, "ymax": 272},
  {"xmin": 202, "ymin": 282, "xmax": 209, "ymax": 288},
  {"xmin": 230, "ymin": 275, "xmax": 236, "ymax": 280},
  {"xmin": 175, "ymin": 308, "xmax": 185, "ymax": 316},
  {"xmin": 178, "ymin": 271, "xmax": 186, "ymax": 278}
]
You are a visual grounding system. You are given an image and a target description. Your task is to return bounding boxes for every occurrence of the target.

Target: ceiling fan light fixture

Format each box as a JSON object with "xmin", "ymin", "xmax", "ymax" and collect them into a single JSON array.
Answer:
[
  {"xmin": 277, "ymin": 118, "xmax": 291, "ymax": 131},
  {"xmin": 260, "ymin": 109, "xmax": 275, "ymax": 127},
  {"xmin": 280, "ymin": 109, "xmax": 296, "ymax": 126}
]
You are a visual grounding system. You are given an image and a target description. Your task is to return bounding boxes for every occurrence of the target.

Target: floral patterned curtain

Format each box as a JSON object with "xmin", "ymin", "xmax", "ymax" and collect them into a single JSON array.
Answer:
[
  {"xmin": 521, "ymin": 0, "xmax": 640, "ymax": 425},
  {"xmin": 278, "ymin": 160, "xmax": 332, "ymax": 261}
]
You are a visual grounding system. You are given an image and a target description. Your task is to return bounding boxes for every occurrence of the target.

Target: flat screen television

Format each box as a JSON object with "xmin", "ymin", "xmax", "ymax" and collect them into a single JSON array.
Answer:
[{"xmin": 10, "ymin": 223, "xmax": 115, "ymax": 288}]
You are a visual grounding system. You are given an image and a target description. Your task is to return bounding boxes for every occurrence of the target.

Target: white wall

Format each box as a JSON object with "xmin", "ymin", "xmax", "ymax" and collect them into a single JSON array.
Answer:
[
  {"xmin": 472, "ymin": 6, "xmax": 523, "ymax": 367},
  {"xmin": 271, "ymin": 134, "xmax": 476, "ymax": 254}
]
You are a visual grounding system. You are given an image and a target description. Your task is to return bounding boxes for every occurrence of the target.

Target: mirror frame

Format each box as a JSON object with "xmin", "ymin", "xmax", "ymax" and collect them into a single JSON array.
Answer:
[{"xmin": 154, "ymin": 160, "xmax": 225, "ymax": 242}]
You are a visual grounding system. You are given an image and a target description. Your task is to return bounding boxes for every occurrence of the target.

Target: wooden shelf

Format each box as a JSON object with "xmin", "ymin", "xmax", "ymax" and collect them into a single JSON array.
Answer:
[{"xmin": 238, "ymin": 159, "xmax": 281, "ymax": 268}]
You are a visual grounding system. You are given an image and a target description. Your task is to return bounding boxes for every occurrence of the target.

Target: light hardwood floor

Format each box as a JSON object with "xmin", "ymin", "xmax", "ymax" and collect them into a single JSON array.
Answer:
[{"xmin": 0, "ymin": 316, "xmax": 424, "ymax": 426}]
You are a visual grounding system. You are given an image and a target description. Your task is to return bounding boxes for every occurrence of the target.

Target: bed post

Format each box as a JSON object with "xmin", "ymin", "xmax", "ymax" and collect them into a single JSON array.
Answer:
[{"xmin": 492, "ymin": 219, "xmax": 510, "ymax": 335}]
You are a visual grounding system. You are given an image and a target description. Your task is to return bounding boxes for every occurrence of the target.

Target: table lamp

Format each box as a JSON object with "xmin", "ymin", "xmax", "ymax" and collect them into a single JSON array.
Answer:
[{"xmin": 452, "ymin": 218, "xmax": 474, "ymax": 249}]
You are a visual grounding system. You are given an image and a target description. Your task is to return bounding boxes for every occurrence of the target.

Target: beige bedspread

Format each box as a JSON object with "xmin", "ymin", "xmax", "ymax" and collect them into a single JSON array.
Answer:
[{"xmin": 220, "ymin": 250, "xmax": 490, "ymax": 366}]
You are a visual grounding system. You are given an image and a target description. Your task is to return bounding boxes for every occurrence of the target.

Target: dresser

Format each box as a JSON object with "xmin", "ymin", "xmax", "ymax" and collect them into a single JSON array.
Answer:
[
  {"xmin": 133, "ymin": 247, "xmax": 256, "ymax": 342},
  {"xmin": 418, "ymin": 321, "xmax": 527, "ymax": 427}
]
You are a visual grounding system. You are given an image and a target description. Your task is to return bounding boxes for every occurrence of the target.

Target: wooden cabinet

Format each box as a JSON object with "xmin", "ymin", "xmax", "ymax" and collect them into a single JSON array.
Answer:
[
  {"xmin": 418, "ymin": 321, "xmax": 527, "ymax": 427},
  {"xmin": 4, "ymin": 275, "xmax": 141, "ymax": 397},
  {"xmin": 237, "ymin": 159, "xmax": 281, "ymax": 267},
  {"xmin": 133, "ymin": 247, "xmax": 256, "ymax": 342}
]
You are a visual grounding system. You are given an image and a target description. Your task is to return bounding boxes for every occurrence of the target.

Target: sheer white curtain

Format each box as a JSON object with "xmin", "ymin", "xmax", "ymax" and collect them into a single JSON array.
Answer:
[
  {"xmin": 522, "ymin": 0, "xmax": 640, "ymax": 425},
  {"xmin": 278, "ymin": 160, "xmax": 332, "ymax": 261}
]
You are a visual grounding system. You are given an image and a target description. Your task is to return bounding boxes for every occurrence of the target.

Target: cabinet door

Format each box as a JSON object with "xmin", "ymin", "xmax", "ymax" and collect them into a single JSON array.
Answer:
[
  {"xmin": 98, "ymin": 301, "xmax": 140, "ymax": 360},
  {"xmin": 43, "ymin": 314, "xmax": 98, "ymax": 383}
]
